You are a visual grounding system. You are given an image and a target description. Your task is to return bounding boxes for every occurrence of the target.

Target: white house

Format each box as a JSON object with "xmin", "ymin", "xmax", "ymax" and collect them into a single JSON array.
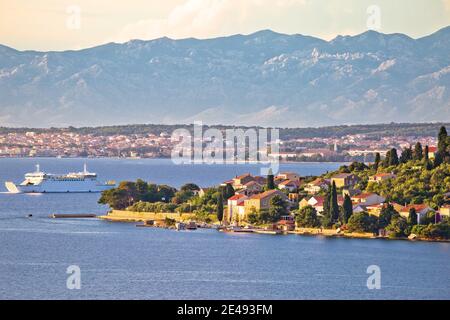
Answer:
[
  {"xmin": 227, "ymin": 194, "xmax": 248, "ymax": 222},
  {"xmin": 278, "ymin": 180, "xmax": 299, "ymax": 192},
  {"xmin": 351, "ymin": 193, "xmax": 385, "ymax": 206}
]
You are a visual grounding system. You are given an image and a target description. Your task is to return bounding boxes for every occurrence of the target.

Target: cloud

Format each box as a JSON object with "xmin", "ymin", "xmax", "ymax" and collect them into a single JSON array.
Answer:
[{"xmin": 113, "ymin": 0, "xmax": 308, "ymax": 42}]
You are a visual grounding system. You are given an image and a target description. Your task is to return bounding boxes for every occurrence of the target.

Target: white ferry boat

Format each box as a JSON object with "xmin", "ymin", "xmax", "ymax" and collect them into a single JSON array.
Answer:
[{"xmin": 5, "ymin": 164, "xmax": 116, "ymax": 193}]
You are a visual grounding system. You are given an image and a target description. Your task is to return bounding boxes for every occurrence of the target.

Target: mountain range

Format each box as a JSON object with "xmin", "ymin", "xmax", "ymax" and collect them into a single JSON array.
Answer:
[{"xmin": 1, "ymin": 27, "xmax": 450, "ymax": 127}]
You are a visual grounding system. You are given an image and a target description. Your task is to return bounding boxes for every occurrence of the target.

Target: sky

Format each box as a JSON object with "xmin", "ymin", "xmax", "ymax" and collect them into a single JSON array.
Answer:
[{"xmin": 0, "ymin": 0, "xmax": 449, "ymax": 51}]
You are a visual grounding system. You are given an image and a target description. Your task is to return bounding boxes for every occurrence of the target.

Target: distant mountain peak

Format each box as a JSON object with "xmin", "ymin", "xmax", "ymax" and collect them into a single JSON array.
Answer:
[
  {"xmin": 0, "ymin": 26, "xmax": 449, "ymax": 127},
  {"xmin": 249, "ymin": 29, "xmax": 279, "ymax": 36}
]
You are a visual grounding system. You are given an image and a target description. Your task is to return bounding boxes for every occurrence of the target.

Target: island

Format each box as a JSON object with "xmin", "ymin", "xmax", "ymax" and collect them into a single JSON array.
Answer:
[{"xmin": 99, "ymin": 127, "xmax": 450, "ymax": 241}]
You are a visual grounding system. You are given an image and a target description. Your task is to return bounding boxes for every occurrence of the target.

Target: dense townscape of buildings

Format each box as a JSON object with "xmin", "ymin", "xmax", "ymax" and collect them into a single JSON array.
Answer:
[
  {"xmin": 223, "ymin": 171, "xmax": 449, "ymax": 228},
  {"xmin": 0, "ymin": 126, "xmax": 438, "ymax": 162},
  {"xmin": 0, "ymin": 131, "xmax": 173, "ymax": 158}
]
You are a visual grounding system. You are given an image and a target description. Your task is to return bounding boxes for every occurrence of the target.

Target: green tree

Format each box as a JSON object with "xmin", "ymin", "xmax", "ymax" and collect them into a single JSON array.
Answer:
[
  {"xmin": 386, "ymin": 215, "xmax": 409, "ymax": 238},
  {"xmin": 378, "ymin": 203, "xmax": 398, "ymax": 229},
  {"xmin": 171, "ymin": 189, "xmax": 194, "ymax": 204},
  {"xmin": 413, "ymin": 142, "xmax": 423, "ymax": 161},
  {"xmin": 412, "ymin": 223, "xmax": 450, "ymax": 240},
  {"xmin": 389, "ymin": 148, "xmax": 399, "ymax": 166},
  {"xmin": 342, "ymin": 194, "xmax": 353, "ymax": 224},
  {"xmin": 434, "ymin": 152, "xmax": 443, "ymax": 168},
  {"xmin": 223, "ymin": 183, "xmax": 235, "ymax": 200},
  {"xmin": 374, "ymin": 152, "xmax": 381, "ymax": 170},
  {"xmin": 135, "ymin": 179, "xmax": 149, "ymax": 201},
  {"xmin": 438, "ymin": 126, "xmax": 448, "ymax": 157},
  {"xmin": 118, "ymin": 181, "xmax": 138, "ymax": 204},
  {"xmin": 98, "ymin": 188, "xmax": 130, "ymax": 210},
  {"xmin": 267, "ymin": 169, "xmax": 275, "ymax": 190},
  {"xmin": 347, "ymin": 212, "xmax": 378, "ymax": 233},
  {"xmin": 321, "ymin": 187, "xmax": 332, "ymax": 227},
  {"xmin": 157, "ymin": 185, "xmax": 176, "ymax": 202},
  {"xmin": 247, "ymin": 211, "xmax": 259, "ymax": 225},
  {"xmin": 180, "ymin": 183, "xmax": 200, "ymax": 192},
  {"xmin": 295, "ymin": 206, "xmax": 320, "ymax": 228},
  {"xmin": 329, "ymin": 181, "xmax": 340, "ymax": 223},
  {"xmin": 216, "ymin": 193, "xmax": 224, "ymax": 223},
  {"xmin": 408, "ymin": 208, "xmax": 418, "ymax": 226},
  {"xmin": 400, "ymin": 146, "xmax": 413, "ymax": 163},
  {"xmin": 267, "ymin": 195, "xmax": 288, "ymax": 222},
  {"xmin": 435, "ymin": 126, "xmax": 448, "ymax": 166},
  {"xmin": 323, "ymin": 188, "xmax": 331, "ymax": 217},
  {"xmin": 349, "ymin": 162, "xmax": 369, "ymax": 172},
  {"xmin": 424, "ymin": 145, "xmax": 429, "ymax": 162},
  {"xmin": 424, "ymin": 145, "xmax": 432, "ymax": 170},
  {"xmin": 383, "ymin": 150, "xmax": 391, "ymax": 167}
]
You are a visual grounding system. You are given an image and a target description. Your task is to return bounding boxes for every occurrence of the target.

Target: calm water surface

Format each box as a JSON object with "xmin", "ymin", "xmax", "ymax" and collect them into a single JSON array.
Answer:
[{"xmin": 0, "ymin": 158, "xmax": 449, "ymax": 300}]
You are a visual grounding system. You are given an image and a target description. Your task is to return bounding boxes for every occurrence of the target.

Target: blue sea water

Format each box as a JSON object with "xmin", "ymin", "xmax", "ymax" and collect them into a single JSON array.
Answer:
[{"xmin": 0, "ymin": 158, "xmax": 449, "ymax": 300}]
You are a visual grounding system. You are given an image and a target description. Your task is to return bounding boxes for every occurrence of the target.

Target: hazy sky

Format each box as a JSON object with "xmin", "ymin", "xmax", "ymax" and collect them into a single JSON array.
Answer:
[{"xmin": 1, "ymin": 0, "xmax": 449, "ymax": 51}]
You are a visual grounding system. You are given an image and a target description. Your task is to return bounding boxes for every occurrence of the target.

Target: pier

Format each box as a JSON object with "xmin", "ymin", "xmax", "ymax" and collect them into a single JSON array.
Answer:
[{"xmin": 50, "ymin": 213, "xmax": 97, "ymax": 219}]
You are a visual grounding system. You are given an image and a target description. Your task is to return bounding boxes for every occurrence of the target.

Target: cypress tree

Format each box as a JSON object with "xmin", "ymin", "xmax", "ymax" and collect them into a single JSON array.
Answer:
[
  {"xmin": 374, "ymin": 153, "xmax": 381, "ymax": 170},
  {"xmin": 424, "ymin": 145, "xmax": 432, "ymax": 170},
  {"xmin": 342, "ymin": 194, "xmax": 353, "ymax": 224},
  {"xmin": 434, "ymin": 151, "xmax": 443, "ymax": 168},
  {"xmin": 321, "ymin": 187, "xmax": 332, "ymax": 227},
  {"xmin": 267, "ymin": 169, "xmax": 275, "ymax": 190},
  {"xmin": 329, "ymin": 181, "xmax": 339, "ymax": 223},
  {"xmin": 383, "ymin": 150, "xmax": 391, "ymax": 167},
  {"xmin": 413, "ymin": 142, "xmax": 423, "ymax": 161},
  {"xmin": 438, "ymin": 126, "xmax": 448, "ymax": 155},
  {"xmin": 216, "ymin": 193, "xmax": 224, "ymax": 223},
  {"xmin": 224, "ymin": 183, "xmax": 235, "ymax": 199},
  {"xmin": 323, "ymin": 187, "xmax": 331, "ymax": 218},
  {"xmin": 389, "ymin": 148, "xmax": 399, "ymax": 166},
  {"xmin": 408, "ymin": 208, "xmax": 418, "ymax": 226},
  {"xmin": 437, "ymin": 126, "xmax": 449, "ymax": 163},
  {"xmin": 400, "ymin": 146, "xmax": 412, "ymax": 163}
]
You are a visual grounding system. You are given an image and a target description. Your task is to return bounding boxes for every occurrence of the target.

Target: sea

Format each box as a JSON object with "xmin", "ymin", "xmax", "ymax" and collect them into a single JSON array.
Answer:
[{"xmin": 0, "ymin": 158, "xmax": 449, "ymax": 300}]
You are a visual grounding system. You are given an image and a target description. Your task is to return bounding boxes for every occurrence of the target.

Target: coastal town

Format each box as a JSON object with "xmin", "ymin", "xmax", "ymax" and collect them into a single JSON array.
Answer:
[
  {"xmin": 0, "ymin": 123, "xmax": 440, "ymax": 162},
  {"xmin": 99, "ymin": 127, "xmax": 450, "ymax": 241}
]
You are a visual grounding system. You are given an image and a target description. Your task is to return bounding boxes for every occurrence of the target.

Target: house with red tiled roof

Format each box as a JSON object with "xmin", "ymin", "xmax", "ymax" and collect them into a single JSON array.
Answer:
[
  {"xmin": 232, "ymin": 173, "xmax": 255, "ymax": 188},
  {"xmin": 365, "ymin": 203, "xmax": 385, "ymax": 216},
  {"xmin": 399, "ymin": 204, "xmax": 435, "ymax": 224},
  {"xmin": 278, "ymin": 179, "xmax": 299, "ymax": 192},
  {"xmin": 369, "ymin": 173, "xmax": 396, "ymax": 183},
  {"xmin": 304, "ymin": 178, "xmax": 329, "ymax": 194},
  {"xmin": 428, "ymin": 146, "xmax": 437, "ymax": 159},
  {"xmin": 253, "ymin": 176, "xmax": 267, "ymax": 185},
  {"xmin": 276, "ymin": 172, "xmax": 301, "ymax": 181},
  {"xmin": 299, "ymin": 195, "xmax": 344, "ymax": 214},
  {"xmin": 242, "ymin": 180, "xmax": 263, "ymax": 195},
  {"xmin": 220, "ymin": 179, "xmax": 234, "ymax": 187}
]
